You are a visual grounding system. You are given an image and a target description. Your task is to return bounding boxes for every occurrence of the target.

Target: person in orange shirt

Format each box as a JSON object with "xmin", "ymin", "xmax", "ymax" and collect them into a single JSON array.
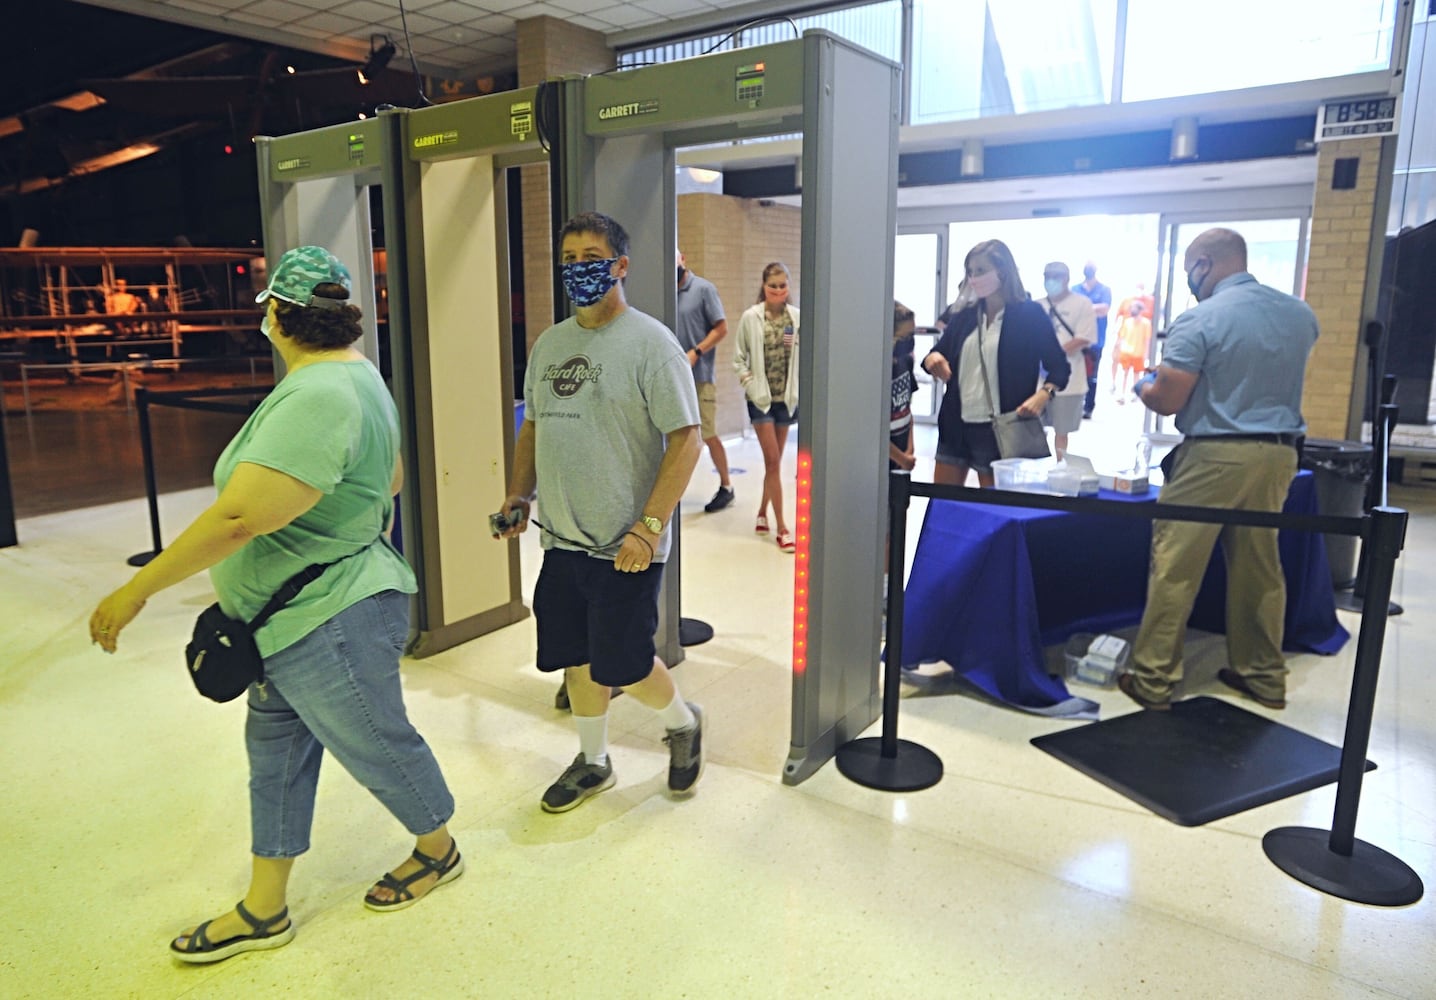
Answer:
[
  {"xmin": 1112, "ymin": 299, "xmax": 1152, "ymax": 399},
  {"xmin": 1111, "ymin": 283, "xmax": 1154, "ymax": 393}
]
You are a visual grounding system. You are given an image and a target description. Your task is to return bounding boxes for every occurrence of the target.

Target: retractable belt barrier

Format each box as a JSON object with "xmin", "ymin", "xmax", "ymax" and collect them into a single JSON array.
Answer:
[
  {"xmin": 835, "ymin": 468, "xmax": 1422, "ymax": 907},
  {"xmin": 126, "ymin": 385, "xmax": 272, "ymax": 568}
]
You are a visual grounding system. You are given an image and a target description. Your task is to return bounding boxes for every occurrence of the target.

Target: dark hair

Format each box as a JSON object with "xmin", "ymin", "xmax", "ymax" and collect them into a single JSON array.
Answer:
[
  {"xmin": 755, "ymin": 261, "xmax": 790, "ymax": 304},
  {"xmin": 965, "ymin": 239, "xmax": 1026, "ymax": 306},
  {"xmin": 893, "ymin": 300, "xmax": 915, "ymax": 339},
  {"xmin": 272, "ymin": 283, "xmax": 363, "ymax": 350},
  {"xmin": 557, "ymin": 211, "xmax": 630, "ymax": 259}
]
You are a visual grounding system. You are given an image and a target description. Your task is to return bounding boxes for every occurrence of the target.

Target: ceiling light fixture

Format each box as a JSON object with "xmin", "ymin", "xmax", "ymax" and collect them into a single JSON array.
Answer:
[{"xmin": 357, "ymin": 35, "xmax": 397, "ymax": 86}]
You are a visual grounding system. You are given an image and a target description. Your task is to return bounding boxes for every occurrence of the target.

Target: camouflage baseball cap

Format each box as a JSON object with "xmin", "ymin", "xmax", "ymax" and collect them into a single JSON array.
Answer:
[{"xmin": 255, "ymin": 245, "xmax": 352, "ymax": 307}]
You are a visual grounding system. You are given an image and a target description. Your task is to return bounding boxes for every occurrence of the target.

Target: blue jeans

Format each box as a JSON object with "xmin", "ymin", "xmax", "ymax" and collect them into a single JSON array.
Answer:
[{"xmin": 245, "ymin": 590, "xmax": 454, "ymax": 858}]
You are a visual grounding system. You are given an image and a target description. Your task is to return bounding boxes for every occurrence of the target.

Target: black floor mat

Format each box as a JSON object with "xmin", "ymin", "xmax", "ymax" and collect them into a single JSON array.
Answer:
[{"xmin": 1031, "ymin": 696, "xmax": 1374, "ymax": 826}]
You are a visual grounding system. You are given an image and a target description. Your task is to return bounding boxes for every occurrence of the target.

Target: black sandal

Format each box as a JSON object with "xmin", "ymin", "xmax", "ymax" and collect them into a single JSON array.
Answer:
[
  {"xmin": 363, "ymin": 840, "xmax": 465, "ymax": 913},
  {"xmin": 170, "ymin": 900, "xmax": 295, "ymax": 964}
]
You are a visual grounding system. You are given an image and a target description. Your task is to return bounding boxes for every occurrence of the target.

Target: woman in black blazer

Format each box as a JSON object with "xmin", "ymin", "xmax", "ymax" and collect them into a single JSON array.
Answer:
[{"xmin": 921, "ymin": 239, "xmax": 1071, "ymax": 487}]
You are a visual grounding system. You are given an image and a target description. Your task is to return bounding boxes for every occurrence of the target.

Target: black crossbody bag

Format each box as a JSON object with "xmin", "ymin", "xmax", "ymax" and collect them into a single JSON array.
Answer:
[{"xmin": 184, "ymin": 553, "xmax": 357, "ymax": 703}]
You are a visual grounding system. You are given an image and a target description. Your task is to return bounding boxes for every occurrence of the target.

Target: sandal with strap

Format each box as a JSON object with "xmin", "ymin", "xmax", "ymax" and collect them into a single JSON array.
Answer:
[
  {"xmin": 170, "ymin": 900, "xmax": 295, "ymax": 964},
  {"xmin": 363, "ymin": 839, "xmax": 465, "ymax": 913}
]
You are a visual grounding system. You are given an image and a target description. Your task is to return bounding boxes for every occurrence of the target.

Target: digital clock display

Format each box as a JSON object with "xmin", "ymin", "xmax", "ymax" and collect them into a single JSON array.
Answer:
[
  {"xmin": 1325, "ymin": 98, "xmax": 1396, "ymax": 123},
  {"xmin": 1317, "ymin": 96, "xmax": 1400, "ymax": 140}
]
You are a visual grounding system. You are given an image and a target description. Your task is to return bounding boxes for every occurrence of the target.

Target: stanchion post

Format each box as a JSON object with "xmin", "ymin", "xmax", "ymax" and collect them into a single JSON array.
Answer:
[
  {"xmin": 0, "ymin": 399, "xmax": 16, "ymax": 549},
  {"xmin": 834, "ymin": 470, "xmax": 943, "ymax": 791},
  {"xmin": 1262, "ymin": 506, "xmax": 1423, "ymax": 906},
  {"xmin": 1331, "ymin": 506, "xmax": 1401, "ymax": 853},
  {"xmin": 127, "ymin": 386, "xmax": 163, "ymax": 567},
  {"xmin": 878, "ymin": 468, "xmax": 912, "ymax": 757}
]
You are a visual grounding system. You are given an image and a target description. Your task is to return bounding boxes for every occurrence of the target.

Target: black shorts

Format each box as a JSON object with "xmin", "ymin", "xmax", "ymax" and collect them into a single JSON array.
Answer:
[
  {"xmin": 935, "ymin": 420, "xmax": 1000, "ymax": 474},
  {"xmin": 534, "ymin": 547, "xmax": 664, "ymax": 687}
]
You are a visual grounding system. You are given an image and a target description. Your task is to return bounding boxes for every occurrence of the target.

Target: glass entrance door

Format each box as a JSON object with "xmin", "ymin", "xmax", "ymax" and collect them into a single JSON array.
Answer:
[
  {"xmin": 894, "ymin": 227, "xmax": 947, "ymax": 423},
  {"xmin": 1147, "ymin": 214, "xmax": 1310, "ymax": 439}
]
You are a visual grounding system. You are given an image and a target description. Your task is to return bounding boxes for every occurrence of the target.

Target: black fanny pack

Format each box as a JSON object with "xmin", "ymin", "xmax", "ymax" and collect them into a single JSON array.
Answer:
[{"xmin": 184, "ymin": 560, "xmax": 337, "ymax": 703}]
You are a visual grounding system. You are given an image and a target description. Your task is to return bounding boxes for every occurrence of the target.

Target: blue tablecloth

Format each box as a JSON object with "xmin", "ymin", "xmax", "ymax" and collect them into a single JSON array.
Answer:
[{"xmin": 900, "ymin": 470, "xmax": 1349, "ymax": 714}]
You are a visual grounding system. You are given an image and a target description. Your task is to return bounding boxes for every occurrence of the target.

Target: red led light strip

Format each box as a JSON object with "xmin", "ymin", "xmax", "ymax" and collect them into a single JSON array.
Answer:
[{"xmin": 792, "ymin": 449, "xmax": 812, "ymax": 674}]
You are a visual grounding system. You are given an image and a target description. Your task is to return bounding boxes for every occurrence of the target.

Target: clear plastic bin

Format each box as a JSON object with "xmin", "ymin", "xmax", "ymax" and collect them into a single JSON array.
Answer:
[
  {"xmin": 1062, "ymin": 632, "xmax": 1131, "ymax": 688},
  {"xmin": 1047, "ymin": 469, "xmax": 1082, "ymax": 496},
  {"xmin": 992, "ymin": 457, "xmax": 1049, "ymax": 491}
]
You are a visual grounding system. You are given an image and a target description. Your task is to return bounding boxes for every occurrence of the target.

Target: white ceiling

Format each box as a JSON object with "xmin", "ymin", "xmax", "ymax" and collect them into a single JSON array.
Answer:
[{"xmin": 75, "ymin": 0, "xmax": 780, "ymax": 75}]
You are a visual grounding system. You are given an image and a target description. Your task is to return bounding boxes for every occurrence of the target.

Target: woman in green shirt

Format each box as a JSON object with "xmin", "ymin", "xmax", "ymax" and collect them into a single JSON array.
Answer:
[{"xmin": 89, "ymin": 247, "xmax": 459, "ymax": 963}]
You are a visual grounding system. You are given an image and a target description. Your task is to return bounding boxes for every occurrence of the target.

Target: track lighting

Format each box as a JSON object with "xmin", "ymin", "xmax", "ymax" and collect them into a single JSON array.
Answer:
[{"xmin": 357, "ymin": 35, "xmax": 396, "ymax": 85}]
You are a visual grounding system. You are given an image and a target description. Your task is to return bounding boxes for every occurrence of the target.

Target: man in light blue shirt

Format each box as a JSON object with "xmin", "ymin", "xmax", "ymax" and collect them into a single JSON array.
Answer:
[{"xmin": 1121, "ymin": 228, "xmax": 1317, "ymax": 712}]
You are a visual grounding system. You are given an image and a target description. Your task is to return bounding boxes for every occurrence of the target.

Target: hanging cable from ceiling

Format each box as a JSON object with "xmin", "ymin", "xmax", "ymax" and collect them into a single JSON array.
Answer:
[{"xmin": 395, "ymin": 0, "xmax": 432, "ymax": 107}]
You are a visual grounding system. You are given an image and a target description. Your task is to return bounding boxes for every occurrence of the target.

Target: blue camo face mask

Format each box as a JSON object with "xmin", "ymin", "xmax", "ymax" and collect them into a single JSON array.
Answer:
[{"xmin": 559, "ymin": 257, "xmax": 621, "ymax": 307}]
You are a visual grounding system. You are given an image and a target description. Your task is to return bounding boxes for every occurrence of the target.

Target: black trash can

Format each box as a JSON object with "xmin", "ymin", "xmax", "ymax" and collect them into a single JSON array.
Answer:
[{"xmin": 1300, "ymin": 439, "xmax": 1372, "ymax": 589}]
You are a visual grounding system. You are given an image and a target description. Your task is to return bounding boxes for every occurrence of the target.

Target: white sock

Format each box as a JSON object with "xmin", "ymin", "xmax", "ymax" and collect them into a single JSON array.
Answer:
[
  {"xmin": 575, "ymin": 713, "xmax": 608, "ymax": 766},
  {"xmin": 657, "ymin": 691, "xmax": 696, "ymax": 732}
]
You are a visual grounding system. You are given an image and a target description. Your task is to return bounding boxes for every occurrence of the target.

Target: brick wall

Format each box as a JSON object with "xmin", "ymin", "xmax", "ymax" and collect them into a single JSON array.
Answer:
[
  {"xmin": 1303, "ymin": 137, "xmax": 1384, "ymax": 439},
  {"xmin": 678, "ymin": 194, "xmax": 803, "ymax": 438},
  {"xmin": 515, "ymin": 16, "xmax": 613, "ymax": 352}
]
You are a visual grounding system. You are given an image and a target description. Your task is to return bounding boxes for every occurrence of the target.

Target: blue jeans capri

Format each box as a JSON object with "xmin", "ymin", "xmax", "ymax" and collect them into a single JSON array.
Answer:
[{"xmin": 245, "ymin": 590, "xmax": 454, "ymax": 858}]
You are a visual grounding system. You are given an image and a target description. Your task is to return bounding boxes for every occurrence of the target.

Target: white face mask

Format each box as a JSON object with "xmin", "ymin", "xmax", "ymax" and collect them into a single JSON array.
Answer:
[
  {"xmin": 968, "ymin": 270, "xmax": 1001, "ymax": 300},
  {"xmin": 260, "ymin": 311, "xmax": 276, "ymax": 342}
]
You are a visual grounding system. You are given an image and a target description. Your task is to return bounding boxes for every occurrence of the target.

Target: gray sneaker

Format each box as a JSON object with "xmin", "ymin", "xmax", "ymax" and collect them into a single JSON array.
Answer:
[
  {"xmin": 540, "ymin": 753, "xmax": 615, "ymax": 813},
  {"xmin": 663, "ymin": 703, "xmax": 704, "ymax": 795}
]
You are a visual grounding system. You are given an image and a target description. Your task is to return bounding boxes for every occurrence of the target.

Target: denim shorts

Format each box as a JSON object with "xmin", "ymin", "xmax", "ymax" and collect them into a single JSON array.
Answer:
[
  {"xmin": 935, "ymin": 420, "xmax": 1001, "ymax": 473},
  {"xmin": 534, "ymin": 547, "xmax": 664, "ymax": 687},
  {"xmin": 245, "ymin": 590, "xmax": 454, "ymax": 858},
  {"xmin": 748, "ymin": 401, "xmax": 798, "ymax": 426}
]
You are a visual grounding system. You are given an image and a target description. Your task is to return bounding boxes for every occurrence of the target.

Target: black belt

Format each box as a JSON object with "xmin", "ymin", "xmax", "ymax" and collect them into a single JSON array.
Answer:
[{"xmin": 1189, "ymin": 433, "xmax": 1302, "ymax": 447}]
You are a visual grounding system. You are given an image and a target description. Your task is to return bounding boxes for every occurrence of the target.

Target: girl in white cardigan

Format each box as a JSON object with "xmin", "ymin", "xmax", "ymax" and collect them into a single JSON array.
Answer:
[{"xmin": 733, "ymin": 262, "xmax": 800, "ymax": 552}]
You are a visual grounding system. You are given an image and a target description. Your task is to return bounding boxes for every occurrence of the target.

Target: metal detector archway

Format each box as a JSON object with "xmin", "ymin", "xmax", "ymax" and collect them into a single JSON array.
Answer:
[
  {"xmin": 256, "ymin": 118, "xmax": 393, "ymax": 370},
  {"xmin": 255, "ymin": 93, "xmax": 541, "ymax": 656},
  {"xmin": 384, "ymin": 89, "xmax": 549, "ymax": 655},
  {"xmin": 560, "ymin": 32, "xmax": 901, "ymax": 783}
]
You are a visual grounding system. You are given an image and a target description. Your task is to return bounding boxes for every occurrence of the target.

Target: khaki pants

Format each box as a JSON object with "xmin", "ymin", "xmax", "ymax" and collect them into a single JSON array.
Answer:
[
  {"xmin": 1129, "ymin": 438, "xmax": 1298, "ymax": 703},
  {"xmin": 696, "ymin": 380, "xmax": 717, "ymax": 440}
]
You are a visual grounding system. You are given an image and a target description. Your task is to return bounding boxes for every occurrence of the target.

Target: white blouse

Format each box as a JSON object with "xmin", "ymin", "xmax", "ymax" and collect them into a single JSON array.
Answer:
[{"xmin": 958, "ymin": 309, "xmax": 1004, "ymax": 422}]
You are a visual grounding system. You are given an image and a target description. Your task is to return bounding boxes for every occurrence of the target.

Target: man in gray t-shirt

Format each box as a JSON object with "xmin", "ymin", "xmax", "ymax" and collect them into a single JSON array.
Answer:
[
  {"xmin": 522, "ymin": 305, "xmax": 698, "ymax": 561},
  {"xmin": 675, "ymin": 250, "xmax": 734, "ymax": 512},
  {"xmin": 498, "ymin": 211, "xmax": 705, "ymax": 814}
]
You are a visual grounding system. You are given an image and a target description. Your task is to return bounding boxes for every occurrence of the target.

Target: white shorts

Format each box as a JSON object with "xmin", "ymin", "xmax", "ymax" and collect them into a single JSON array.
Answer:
[{"xmin": 1042, "ymin": 395, "xmax": 1084, "ymax": 434}]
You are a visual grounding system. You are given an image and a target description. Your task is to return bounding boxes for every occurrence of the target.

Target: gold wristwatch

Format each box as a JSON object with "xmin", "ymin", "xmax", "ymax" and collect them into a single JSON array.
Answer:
[{"xmin": 639, "ymin": 515, "xmax": 664, "ymax": 534}]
